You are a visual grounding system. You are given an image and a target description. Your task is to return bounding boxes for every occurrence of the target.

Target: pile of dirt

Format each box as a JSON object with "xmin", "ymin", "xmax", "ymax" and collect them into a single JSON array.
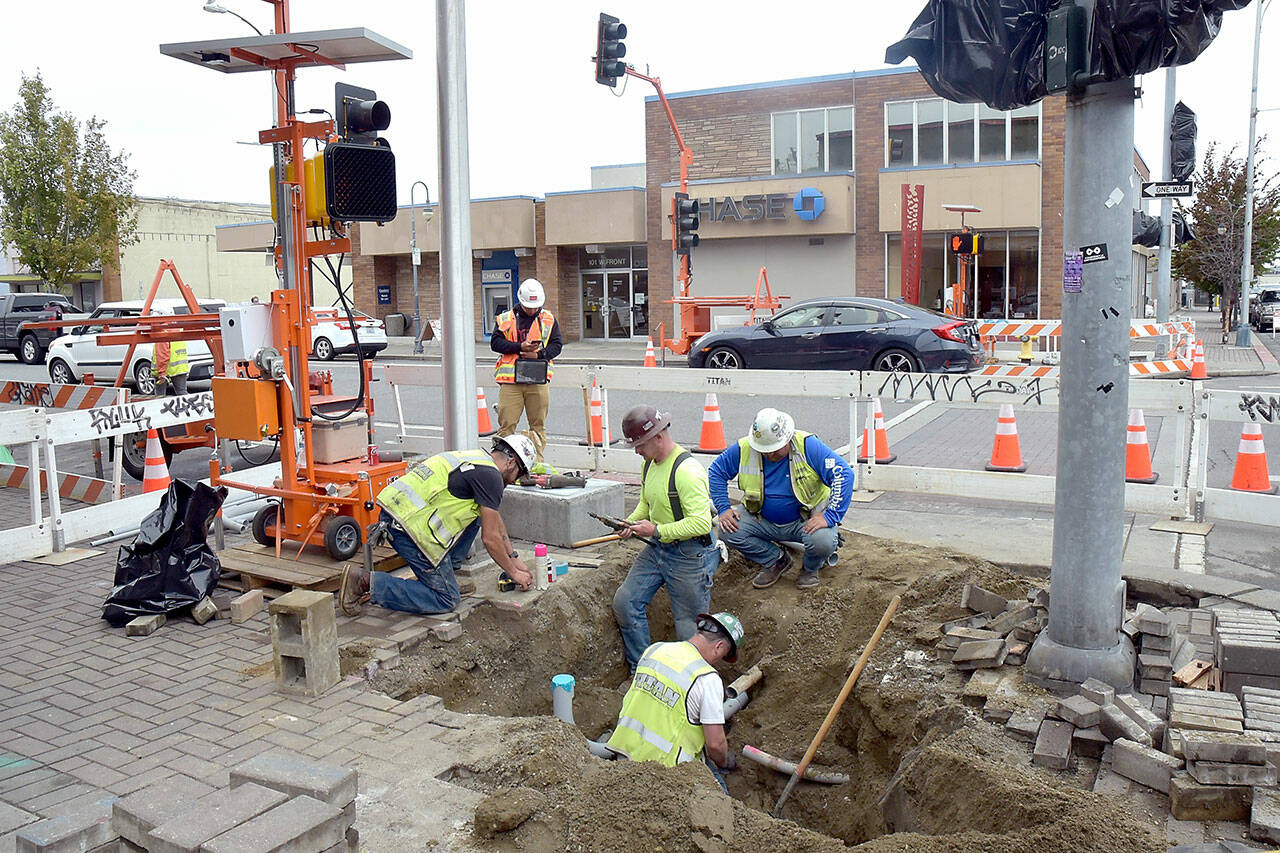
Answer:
[{"xmin": 374, "ymin": 533, "xmax": 1167, "ymax": 852}]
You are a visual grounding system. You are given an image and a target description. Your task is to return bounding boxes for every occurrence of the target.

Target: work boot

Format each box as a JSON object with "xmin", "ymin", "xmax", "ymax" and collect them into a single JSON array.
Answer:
[
  {"xmin": 751, "ymin": 548, "xmax": 793, "ymax": 589},
  {"xmin": 796, "ymin": 570, "xmax": 820, "ymax": 590},
  {"xmin": 340, "ymin": 563, "xmax": 371, "ymax": 616}
]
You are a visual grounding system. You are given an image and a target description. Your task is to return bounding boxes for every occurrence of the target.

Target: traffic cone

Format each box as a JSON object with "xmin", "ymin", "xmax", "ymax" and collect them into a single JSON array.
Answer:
[
  {"xmin": 858, "ymin": 398, "xmax": 897, "ymax": 464},
  {"xmin": 1229, "ymin": 423, "xmax": 1277, "ymax": 494},
  {"xmin": 695, "ymin": 393, "xmax": 727, "ymax": 453},
  {"xmin": 142, "ymin": 429, "xmax": 171, "ymax": 493},
  {"xmin": 579, "ymin": 378, "xmax": 613, "ymax": 446},
  {"xmin": 643, "ymin": 337, "xmax": 657, "ymax": 368},
  {"xmin": 476, "ymin": 387, "xmax": 496, "ymax": 437},
  {"xmin": 1190, "ymin": 338, "xmax": 1208, "ymax": 379},
  {"xmin": 984, "ymin": 404, "xmax": 1027, "ymax": 472},
  {"xmin": 1124, "ymin": 408, "xmax": 1158, "ymax": 484}
]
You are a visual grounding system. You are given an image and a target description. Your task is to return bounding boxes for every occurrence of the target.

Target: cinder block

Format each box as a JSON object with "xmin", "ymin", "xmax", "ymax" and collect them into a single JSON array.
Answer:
[
  {"xmin": 191, "ymin": 597, "xmax": 218, "ymax": 625},
  {"xmin": 431, "ymin": 622, "xmax": 463, "ymax": 642},
  {"xmin": 1187, "ymin": 759, "xmax": 1277, "ymax": 787},
  {"xmin": 961, "ymin": 583, "xmax": 1008, "ymax": 615},
  {"xmin": 201, "ymin": 796, "xmax": 344, "ymax": 853},
  {"xmin": 500, "ymin": 478, "xmax": 625, "ymax": 548},
  {"xmin": 1056, "ymin": 695, "xmax": 1101, "ymax": 729},
  {"xmin": 1182, "ymin": 732, "xmax": 1268, "ymax": 765},
  {"xmin": 230, "ymin": 590, "xmax": 265, "ymax": 624},
  {"xmin": 147, "ymin": 783, "xmax": 288, "ymax": 853},
  {"xmin": 1252, "ymin": 786, "xmax": 1280, "ymax": 845},
  {"xmin": 1111, "ymin": 738, "xmax": 1184, "ymax": 793},
  {"xmin": 1032, "ymin": 719, "xmax": 1074, "ymax": 771},
  {"xmin": 1079, "ymin": 677, "xmax": 1115, "ymax": 707},
  {"xmin": 125, "ymin": 614, "xmax": 165, "ymax": 637},
  {"xmin": 1099, "ymin": 705, "xmax": 1152, "ymax": 747},
  {"xmin": 1169, "ymin": 771, "xmax": 1252, "ymax": 822},
  {"xmin": 16, "ymin": 798, "xmax": 117, "ymax": 853},
  {"xmin": 268, "ymin": 590, "xmax": 339, "ymax": 697},
  {"xmin": 113, "ymin": 776, "xmax": 215, "ymax": 848},
  {"xmin": 229, "ymin": 751, "xmax": 357, "ymax": 809}
]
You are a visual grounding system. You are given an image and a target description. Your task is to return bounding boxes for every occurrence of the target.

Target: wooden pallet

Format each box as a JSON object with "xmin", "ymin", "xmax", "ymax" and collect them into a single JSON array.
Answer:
[{"xmin": 218, "ymin": 543, "xmax": 405, "ymax": 597}]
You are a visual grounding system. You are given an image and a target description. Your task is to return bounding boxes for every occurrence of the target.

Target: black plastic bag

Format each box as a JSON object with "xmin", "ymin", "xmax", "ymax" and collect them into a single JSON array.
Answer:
[
  {"xmin": 102, "ymin": 480, "xmax": 227, "ymax": 627},
  {"xmin": 1173, "ymin": 208, "xmax": 1197, "ymax": 244},
  {"xmin": 1170, "ymin": 102, "xmax": 1197, "ymax": 182},
  {"xmin": 1134, "ymin": 209, "xmax": 1163, "ymax": 247}
]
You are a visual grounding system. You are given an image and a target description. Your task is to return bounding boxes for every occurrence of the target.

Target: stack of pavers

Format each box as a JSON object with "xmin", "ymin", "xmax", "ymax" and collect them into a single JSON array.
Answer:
[
  {"xmin": 942, "ymin": 583, "xmax": 1047, "ymax": 671},
  {"xmin": 1134, "ymin": 603, "xmax": 1175, "ymax": 706},
  {"xmin": 1242, "ymin": 686, "xmax": 1280, "ymax": 844},
  {"xmin": 1214, "ymin": 609, "xmax": 1280, "ymax": 697}
]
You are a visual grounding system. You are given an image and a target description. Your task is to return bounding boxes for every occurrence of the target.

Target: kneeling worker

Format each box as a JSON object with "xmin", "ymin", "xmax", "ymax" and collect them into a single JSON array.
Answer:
[
  {"xmin": 709, "ymin": 408, "xmax": 853, "ymax": 589},
  {"xmin": 607, "ymin": 612, "xmax": 744, "ymax": 788},
  {"xmin": 340, "ymin": 435, "xmax": 537, "ymax": 616}
]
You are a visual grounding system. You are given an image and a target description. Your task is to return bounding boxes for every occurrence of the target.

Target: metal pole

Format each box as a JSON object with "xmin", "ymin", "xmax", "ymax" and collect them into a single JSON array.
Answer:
[
  {"xmin": 1236, "ymin": 0, "xmax": 1264, "ymax": 348},
  {"xmin": 437, "ymin": 0, "xmax": 478, "ymax": 448},
  {"xmin": 410, "ymin": 180, "xmax": 429, "ymax": 355},
  {"xmin": 1156, "ymin": 67, "xmax": 1175, "ymax": 338},
  {"xmin": 1025, "ymin": 77, "xmax": 1137, "ymax": 691}
]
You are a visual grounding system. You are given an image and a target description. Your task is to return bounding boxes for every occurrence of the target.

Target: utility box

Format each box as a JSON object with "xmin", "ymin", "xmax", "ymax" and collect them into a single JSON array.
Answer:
[
  {"xmin": 212, "ymin": 376, "xmax": 280, "ymax": 440},
  {"xmin": 220, "ymin": 303, "xmax": 273, "ymax": 362},
  {"xmin": 312, "ymin": 411, "xmax": 368, "ymax": 463}
]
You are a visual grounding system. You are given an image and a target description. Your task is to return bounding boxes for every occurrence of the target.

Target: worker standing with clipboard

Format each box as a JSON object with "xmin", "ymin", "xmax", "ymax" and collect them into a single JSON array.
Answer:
[{"xmin": 491, "ymin": 278, "xmax": 563, "ymax": 460}]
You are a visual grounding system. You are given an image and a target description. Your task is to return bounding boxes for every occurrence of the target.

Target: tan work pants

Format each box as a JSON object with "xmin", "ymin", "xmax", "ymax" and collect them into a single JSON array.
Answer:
[{"xmin": 496, "ymin": 382, "xmax": 549, "ymax": 459}]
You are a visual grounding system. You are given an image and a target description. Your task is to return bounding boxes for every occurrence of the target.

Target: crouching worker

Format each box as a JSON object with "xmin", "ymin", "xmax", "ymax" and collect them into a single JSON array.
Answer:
[
  {"xmin": 607, "ymin": 612, "xmax": 745, "ymax": 792},
  {"xmin": 340, "ymin": 435, "xmax": 537, "ymax": 616}
]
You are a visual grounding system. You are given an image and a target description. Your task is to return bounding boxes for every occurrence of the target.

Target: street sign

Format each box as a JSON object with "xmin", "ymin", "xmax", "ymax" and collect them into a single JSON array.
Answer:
[
  {"xmin": 412, "ymin": 247, "xmax": 421, "ymax": 267},
  {"xmin": 1063, "ymin": 252, "xmax": 1083, "ymax": 292},
  {"xmin": 1080, "ymin": 243, "xmax": 1109, "ymax": 264},
  {"xmin": 1141, "ymin": 181, "xmax": 1193, "ymax": 199}
]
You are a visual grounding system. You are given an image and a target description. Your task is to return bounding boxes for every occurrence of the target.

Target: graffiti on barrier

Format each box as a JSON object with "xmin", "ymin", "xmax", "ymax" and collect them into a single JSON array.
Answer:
[
  {"xmin": 159, "ymin": 393, "xmax": 215, "ymax": 419},
  {"xmin": 876, "ymin": 372, "xmax": 1056, "ymax": 406},
  {"xmin": 3, "ymin": 382, "xmax": 55, "ymax": 408},
  {"xmin": 1239, "ymin": 393, "xmax": 1280, "ymax": 423},
  {"xmin": 89, "ymin": 404, "xmax": 152, "ymax": 435}
]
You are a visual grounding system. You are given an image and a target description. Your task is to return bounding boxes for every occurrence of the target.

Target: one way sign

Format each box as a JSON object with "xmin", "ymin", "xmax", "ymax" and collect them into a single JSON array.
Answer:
[{"xmin": 1141, "ymin": 181, "xmax": 1193, "ymax": 199}]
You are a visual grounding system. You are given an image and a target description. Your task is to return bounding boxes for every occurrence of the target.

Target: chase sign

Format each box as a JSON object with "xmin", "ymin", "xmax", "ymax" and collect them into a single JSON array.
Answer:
[{"xmin": 699, "ymin": 188, "xmax": 826, "ymax": 224}]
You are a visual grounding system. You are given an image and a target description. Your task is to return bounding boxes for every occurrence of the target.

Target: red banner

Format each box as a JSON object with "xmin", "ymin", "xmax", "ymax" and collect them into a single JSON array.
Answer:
[{"xmin": 901, "ymin": 184, "xmax": 924, "ymax": 305}]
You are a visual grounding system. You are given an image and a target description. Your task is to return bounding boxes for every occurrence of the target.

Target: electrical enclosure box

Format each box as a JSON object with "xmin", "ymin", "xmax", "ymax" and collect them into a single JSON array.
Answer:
[
  {"xmin": 212, "ymin": 376, "xmax": 280, "ymax": 441},
  {"xmin": 219, "ymin": 303, "xmax": 273, "ymax": 362},
  {"xmin": 312, "ymin": 411, "xmax": 368, "ymax": 464}
]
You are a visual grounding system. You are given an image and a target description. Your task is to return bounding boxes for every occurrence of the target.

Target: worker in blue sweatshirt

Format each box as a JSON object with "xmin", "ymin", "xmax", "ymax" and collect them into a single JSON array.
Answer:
[{"xmin": 708, "ymin": 408, "xmax": 853, "ymax": 590}]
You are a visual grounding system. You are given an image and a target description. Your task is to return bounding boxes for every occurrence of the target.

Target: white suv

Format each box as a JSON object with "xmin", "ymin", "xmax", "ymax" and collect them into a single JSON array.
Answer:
[
  {"xmin": 310, "ymin": 307, "xmax": 387, "ymax": 361},
  {"xmin": 46, "ymin": 299, "xmax": 226, "ymax": 394}
]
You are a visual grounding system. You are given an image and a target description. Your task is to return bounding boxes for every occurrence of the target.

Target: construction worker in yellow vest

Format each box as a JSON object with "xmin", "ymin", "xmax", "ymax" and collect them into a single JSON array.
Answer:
[
  {"xmin": 490, "ymin": 278, "xmax": 562, "ymax": 460},
  {"xmin": 153, "ymin": 340, "xmax": 189, "ymax": 396},
  {"xmin": 607, "ymin": 611, "xmax": 745, "ymax": 793},
  {"xmin": 340, "ymin": 435, "xmax": 537, "ymax": 616}
]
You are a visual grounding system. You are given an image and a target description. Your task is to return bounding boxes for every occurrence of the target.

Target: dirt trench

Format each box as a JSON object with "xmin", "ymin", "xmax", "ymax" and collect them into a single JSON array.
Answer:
[{"xmin": 371, "ymin": 535, "xmax": 1167, "ymax": 853}]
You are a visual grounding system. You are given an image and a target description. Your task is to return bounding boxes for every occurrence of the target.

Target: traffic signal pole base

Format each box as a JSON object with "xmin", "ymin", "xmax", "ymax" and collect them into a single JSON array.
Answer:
[
  {"xmin": 1235, "ymin": 325, "xmax": 1252, "ymax": 348},
  {"xmin": 1024, "ymin": 631, "xmax": 1135, "ymax": 693}
]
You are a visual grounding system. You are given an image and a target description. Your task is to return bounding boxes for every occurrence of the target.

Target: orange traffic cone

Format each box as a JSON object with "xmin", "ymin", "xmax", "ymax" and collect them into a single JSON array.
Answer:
[
  {"xmin": 476, "ymin": 387, "xmax": 496, "ymax": 437},
  {"xmin": 1125, "ymin": 408, "xmax": 1158, "ymax": 484},
  {"xmin": 695, "ymin": 393, "xmax": 727, "ymax": 453},
  {"xmin": 142, "ymin": 429, "xmax": 171, "ymax": 493},
  {"xmin": 643, "ymin": 337, "xmax": 657, "ymax": 368},
  {"xmin": 579, "ymin": 378, "xmax": 614, "ymax": 446},
  {"xmin": 1230, "ymin": 423, "xmax": 1278, "ymax": 494},
  {"xmin": 1190, "ymin": 338, "xmax": 1208, "ymax": 379},
  {"xmin": 985, "ymin": 404, "xmax": 1027, "ymax": 472},
  {"xmin": 858, "ymin": 398, "xmax": 897, "ymax": 464}
]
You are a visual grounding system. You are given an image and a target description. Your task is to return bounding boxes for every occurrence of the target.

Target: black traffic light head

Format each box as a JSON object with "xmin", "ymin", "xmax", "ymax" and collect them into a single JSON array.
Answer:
[
  {"xmin": 672, "ymin": 192, "xmax": 700, "ymax": 255},
  {"xmin": 335, "ymin": 82, "xmax": 391, "ymax": 144},
  {"xmin": 595, "ymin": 12, "xmax": 628, "ymax": 87},
  {"xmin": 324, "ymin": 142, "xmax": 397, "ymax": 223}
]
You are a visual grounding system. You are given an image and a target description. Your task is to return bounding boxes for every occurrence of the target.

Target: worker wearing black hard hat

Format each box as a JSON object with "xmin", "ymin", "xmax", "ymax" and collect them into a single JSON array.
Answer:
[{"xmin": 612, "ymin": 404, "xmax": 720, "ymax": 675}]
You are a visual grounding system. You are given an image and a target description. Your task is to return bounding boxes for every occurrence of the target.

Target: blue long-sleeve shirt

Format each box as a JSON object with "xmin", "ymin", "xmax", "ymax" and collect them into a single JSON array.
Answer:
[{"xmin": 708, "ymin": 435, "xmax": 854, "ymax": 527}]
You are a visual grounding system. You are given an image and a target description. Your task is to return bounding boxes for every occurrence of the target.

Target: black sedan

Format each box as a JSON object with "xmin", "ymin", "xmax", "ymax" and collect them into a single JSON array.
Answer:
[{"xmin": 687, "ymin": 297, "xmax": 984, "ymax": 372}]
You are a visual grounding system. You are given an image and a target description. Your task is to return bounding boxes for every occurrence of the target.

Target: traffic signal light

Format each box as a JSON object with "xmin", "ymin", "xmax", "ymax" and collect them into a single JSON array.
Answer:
[
  {"xmin": 672, "ymin": 192, "xmax": 699, "ymax": 255},
  {"xmin": 595, "ymin": 13, "xmax": 627, "ymax": 87},
  {"xmin": 324, "ymin": 142, "xmax": 397, "ymax": 223},
  {"xmin": 335, "ymin": 82, "xmax": 391, "ymax": 145},
  {"xmin": 949, "ymin": 232, "xmax": 984, "ymax": 255}
]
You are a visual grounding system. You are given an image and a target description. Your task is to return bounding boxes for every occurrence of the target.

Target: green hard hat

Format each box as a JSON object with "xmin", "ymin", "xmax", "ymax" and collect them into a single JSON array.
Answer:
[{"xmin": 698, "ymin": 612, "xmax": 744, "ymax": 663}]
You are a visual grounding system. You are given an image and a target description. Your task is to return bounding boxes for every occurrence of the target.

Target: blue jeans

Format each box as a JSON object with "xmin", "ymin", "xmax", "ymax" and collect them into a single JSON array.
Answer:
[
  {"xmin": 612, "ymin": 537, "xmax": 719, "ymax": 671},
  {"xmin": 371, "ymin": 510, "xmax": 479, "ymax": 615},
  {"xmin": 720, "ymin": 506, "xmax": 838, "ymax": 574}
]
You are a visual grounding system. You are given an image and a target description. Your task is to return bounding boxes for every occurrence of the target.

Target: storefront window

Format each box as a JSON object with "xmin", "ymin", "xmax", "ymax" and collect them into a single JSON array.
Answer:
[
  {"xmin": 828, "ymin": 108, "xmax": 854, "ymax": 171},
  {"xmin": 975, "ymin": 232, "xmax": 1008, "ymax": 318},
  {"xmin": 978, "ymin": 105, "xmax": 1007, "ymax": 162},
  {"xmin": 917, "ymin": 100, "xmax": 944, "ymax": 166},
  {"xmin": 886, "ymin": 232, "xmax": 949, "ymax": 312},
  {"xmin": 886, "ymin": 100, "xmax": 1039, "ymax": 167},
  {"xmin": 1008, "ymin": 232, "xmax": 1038, "ymax": 318},
  {"xmin": 947, "ymin": 102, "xmax": 975, "ymax": 164},
  {"xmin": 773, "ymin": 112, "xmax": 797, "ymax": 174},
  {"xmin": 886, "ymin": 102, "xmax": 914, "ymax": 167},
  {"xmin": 1010, "ymin": 105, "xmax": 1039, "ymax": 160},
  {"xmin": 887, "ymin": 230, "xmax": 1039, "ymax": 319},
  {"xmin": 772, "ymin": 106, "xmax": 855, "ymax": 175}
]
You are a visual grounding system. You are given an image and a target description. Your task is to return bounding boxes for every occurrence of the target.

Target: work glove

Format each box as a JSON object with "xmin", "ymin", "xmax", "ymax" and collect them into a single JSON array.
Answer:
[{"xmin": 717, "ymin": 751, "xmax": 739, "ymax": 772}]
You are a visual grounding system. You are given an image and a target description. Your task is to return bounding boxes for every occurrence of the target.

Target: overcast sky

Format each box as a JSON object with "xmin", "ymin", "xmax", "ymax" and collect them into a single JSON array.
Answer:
[{"xmin": 2, "ymin": 1, "xmax": 1277, "ymax": 208}]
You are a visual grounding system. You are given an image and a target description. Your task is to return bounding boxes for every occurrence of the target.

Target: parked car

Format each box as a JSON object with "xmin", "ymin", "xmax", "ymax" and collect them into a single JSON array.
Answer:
[
  {"xmin": 1250, "ymin": 289, "xmax": 1280, "ymax": 331},
  {"xmin": 1, "ymin": 292, "xmax": 82, "ymax": 364},
  {"xmin": 310, "ymin": 307, "xmax": 387, "ymax": 361},
  {"xmin": 686, "ymin": 297, "xmax": 984, "ymax": 373},
  {"xmin": 45, "ymin": 299, "xmax": 226, "ymax": 394}
]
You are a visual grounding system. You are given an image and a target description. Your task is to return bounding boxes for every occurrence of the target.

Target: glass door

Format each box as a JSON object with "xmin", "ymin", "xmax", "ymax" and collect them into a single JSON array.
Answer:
[
  {"xmin": 582, "ymin": 273, "xmax": 606, "ymax": 339},
  {"xmin": 632, "ymin": 271, "xmax": 649, "ymax": 337},
  {"xmin": 606, "ymin": 273, "xmax": 631, "ymax": 338}
]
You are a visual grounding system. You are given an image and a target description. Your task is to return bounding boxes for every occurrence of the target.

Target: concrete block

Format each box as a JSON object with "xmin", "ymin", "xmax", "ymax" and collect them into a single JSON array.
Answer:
[
  {"xmin": 1187, "ymin": 759, "xmax": 1277, "ymax": 787},
  {"xmin": 230, "ymin": 590, "xmax": 264, "ymax": 624},
  {"xmin": 1027, "ymin": 587, "xmax": 1049, "ymax": 608},
  {"xmin": 113, "ymin": 776, "xmax": 215, "ymax": 847},
  {"xmin": 1100, "ymin": 705, "xmax": 1152, "ymax": 746},
  {"xmin": 952, "ymin": 638, "xmax": 1006, "ymax": 670},
  {"xmin": 1252, "ymin": 786, "xmax": 1280, "ymax": 845},
  {"xmin": 1153, "ymin": 695, "xmax": 1168, "ymax": 717},
  {"xmin": 1056, "ymin": 695, "xmax": 1101, "ymax": 729},
  {"xmin": 1182, "ymin": 731, "xmax": 1266, "ymax": 764},
  {"xmin": 229, "ymin": 752, "xmax": 357, "ymax": 809},
  {"xmin": 1137, "ymin": 610, "xmax": 1173, "ymax": 637},
  {"xmin": 1219, "ymin": 639, "xmax": 1280, "ymax": 676},
  {"xmin": 1010, "ymin": 620, "xmax": 1041, "ymax": 643},
  {"xmin": 201, "ymin": 795, "xmax": 344, "ymax": 853},
  {"xmin": 1139, "ymin": 678, "xmax": 1171, "ymax": 697},
  {"xmin": 431, "ymin": 622, "xmax": 463, "ymax": 642},
  {"xmin": 1072, "ymin": 726, "xmax": 1109, "ymax": 759},
  {"xmin": 986, "ymin": 603, "xmax": 1035, "ymax": 638},
  {"xmin": 961, "ymin": 583, "xmax": 1008, "ymax": 615},
  {"xmin": 961, "ymin": 669, "xmax": 1005, "ymax": 707},
  {"xmin": 1168, "ymin": 771, "xmax": 1252, "ymax": 822},
  {"xmin": 1006, "ymin": 706, "xmax": 1046, "ymax": 743},
  {"xmin": 1032, "ymin": 719, "xmax": 1074, "ymax": 770},
  {"xmin": 191, "ymin": 597, "xmax": 218, "ymax": 625},
  {"xmin": 1224, "ymin": 671, "xmax": 1280, "ymax": 699},
  {"xmin": 500, "ymin": 477, "xmax": 625, "ymax": 548},
  {"xmin": 1137, "ymin": 652, "xmax": 1172, "ymax": 677},
  {"xmin": 1169, "ymin": 709, "xmax": 1245, "ymax": 734},
  {"xmin": 1244, "ymin": 685, "xmax": 1280, "ymax": 702},
  {"xmin": 125, "ymin": 614, "xmax": 164, "ymax": 636},
  {"xmin": 1114, "ymin": 692, "xmax": 1164, "ymax": 737},
  {"xmin": 147, "ymin": 784, "xmax": 288, "ymax": 853},
  {"xmin": 940, "ymin": 613, "xmax": 992, "ymax": 634},
  {"xmin": 942, "ymin": 627, "xmax": 1001, "ymax": 649},
  {"xmin": 16, "ymin": 798, "xmax": 116, "ymax": 853},
  {"xmin": 268, "ymin": 590, "xmax": 340, "ymax": 697},
  {"xmin": 1141, "ymin": 633, "xmax": 1173, "ymax": 653},
  {"xmin": 1079, "ymin": 678, "xmax": 1115, "ymax": 707},
  {"xmin": 1004, "ymin": 642, "xmax": 1028, "ymax": 666},
  {"xmin": 1111, "ymin": 738, "xmax": 1184, "ymax": 793},
  {"xmin": 982, "ymin": 698, "xmax": 1016, "ymax": 724}
]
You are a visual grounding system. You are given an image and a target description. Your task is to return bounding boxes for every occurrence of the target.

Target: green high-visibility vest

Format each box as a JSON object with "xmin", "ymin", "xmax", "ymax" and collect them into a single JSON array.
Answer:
[
  {"xmin": 607, "ymin": 641, "xmax": 715, "ymax": 766},
  {"xmin": 376, "ymin": 450, "xmax": 495, "ymax": 565},
  {"xmin": 736, "ymin": 432, "xmax": 830, "ymax": 516},
  {"xmin": 165, "ymin": 341, "xmax": 189, "ymax": 377}
]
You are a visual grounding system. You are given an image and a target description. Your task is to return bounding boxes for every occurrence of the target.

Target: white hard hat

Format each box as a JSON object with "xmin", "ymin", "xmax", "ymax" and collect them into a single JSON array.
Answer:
[
  {"xmin": 494, "ymin": 434, "xmax": 537, "ymax": 476},
  {"xmin": 517, "ymin": 278, "xmax": 546, "ymax": 309},
  {"xmin": 748, "ymin": 407, "xmax": 795, "ymax": 453}
]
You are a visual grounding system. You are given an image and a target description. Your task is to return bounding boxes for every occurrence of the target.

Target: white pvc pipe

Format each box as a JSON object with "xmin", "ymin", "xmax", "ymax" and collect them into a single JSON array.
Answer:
[{"xmin": 552, "ymin": 673, "xmax": 575, "ymax": 725}]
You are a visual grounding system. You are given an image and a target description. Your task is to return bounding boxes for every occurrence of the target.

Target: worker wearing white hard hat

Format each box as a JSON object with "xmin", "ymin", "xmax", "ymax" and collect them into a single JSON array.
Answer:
[
  {"xmin": 707, "ymin": 407, "xmax": 853, "ymax": 589},
  {"xmin": 491, "ymin": 277, "xmax": 562, "ymax": 459}
]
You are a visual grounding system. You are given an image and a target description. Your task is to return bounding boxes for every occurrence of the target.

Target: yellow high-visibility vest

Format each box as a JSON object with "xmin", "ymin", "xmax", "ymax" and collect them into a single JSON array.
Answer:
[
  {"xmin": 607, "ymin": 641, "xmax": 715, "ymax": 766},
  {"xmin": 736, "ymin": 432, "xmax": 830, "ymax": 515},
  {"xmin": 376, "ymin": 450, "xmax": 495, "ymax": 564}
]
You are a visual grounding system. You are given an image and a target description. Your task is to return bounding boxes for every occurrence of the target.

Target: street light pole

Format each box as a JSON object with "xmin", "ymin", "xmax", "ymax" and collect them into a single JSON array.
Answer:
[
  {"xmin": 1236, "ymin": 0, "xmax": 1266, "ymax": 347},
  {"xmin": 409, "ymin": 180, "xmax": 429, "ymax": 355},
  {"xmin": 1155, "ymin": 67, "xmax": 1175, "ymax": 336}
]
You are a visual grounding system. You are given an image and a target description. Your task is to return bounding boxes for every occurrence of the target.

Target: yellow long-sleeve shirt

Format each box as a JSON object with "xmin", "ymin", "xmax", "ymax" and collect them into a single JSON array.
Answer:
[{"xmin": 626, "ymin": 444, "xmax": 714, "ymax": 543}]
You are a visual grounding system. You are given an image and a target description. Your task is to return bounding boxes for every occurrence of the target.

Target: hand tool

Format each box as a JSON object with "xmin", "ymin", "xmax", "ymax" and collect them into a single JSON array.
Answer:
[{"xmin": 589, "ymin": 511, "xmax": 659, "ymax": 547}]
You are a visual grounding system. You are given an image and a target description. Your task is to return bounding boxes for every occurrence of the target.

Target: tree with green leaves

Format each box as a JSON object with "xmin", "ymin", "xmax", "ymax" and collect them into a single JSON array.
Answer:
[
  {"xmin": 1172, "ymin": 141, "xmax": 1280, "ymax": 330},
  {"xmin": 0, "ymin": 72, "xmax": 138, "ymax": 295}
]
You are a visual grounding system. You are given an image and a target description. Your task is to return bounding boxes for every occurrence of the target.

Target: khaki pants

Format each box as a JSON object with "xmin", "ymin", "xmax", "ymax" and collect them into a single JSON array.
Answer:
[{"xmin": 496, "ymin": 382, "xmax": 549, "ymax": 459}]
